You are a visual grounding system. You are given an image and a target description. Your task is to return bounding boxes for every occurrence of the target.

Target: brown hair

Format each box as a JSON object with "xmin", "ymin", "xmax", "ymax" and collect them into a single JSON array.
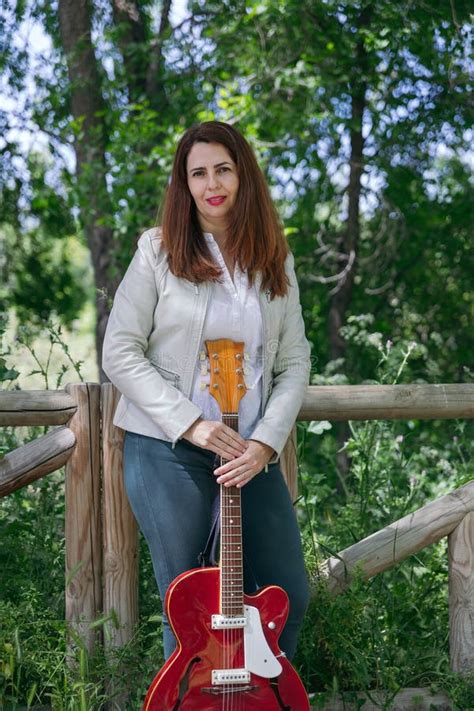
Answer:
[{"xmin": 159, "ymin": 121, "xmax": 290, "ymax": 298}]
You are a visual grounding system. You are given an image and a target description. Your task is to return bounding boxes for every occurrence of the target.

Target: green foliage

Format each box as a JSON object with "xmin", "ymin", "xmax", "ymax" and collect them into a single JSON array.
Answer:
[
  {"xmin": 0, "ymin": 316, "xmax": 20, "ymax": 386},
  {"xmin": 292, "ymin": 317, "xmax": 473, "ymax": 705},
  {"xmin": 14, "ymin": 322, "xmax": 85, "ymax": 390},
  {"xmin": 1, "ymin": 0, "xmax": 472, "ymax": 390},
  {"xmin": 0, "ymin": 152, "xmax": 88, "ymax": 329},
  {"xmin": 1, "ymin": 0, "xmax": 472, "ymax": 706},
  {"xmin": 184, "ymin": 0, "xmax": 472, "ymax": 384},
  {"xmin": 0, "ymin": 323, "xmax": 161, "ymax": 709},
  {"xmin": 0, "ymin": 598, "xmax": 164, "ymax": 710},
  {"xmin": 1, "ymin": 317, "xmax": 473, "ymax": 707}
]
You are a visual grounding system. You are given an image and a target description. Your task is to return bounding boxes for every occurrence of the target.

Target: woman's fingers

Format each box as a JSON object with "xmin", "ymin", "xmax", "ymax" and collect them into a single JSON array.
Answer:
[
  {"xmin": 182, "ymin": 419, "xmax": 247, "ymax": 460},
  {"xmin": 215, "ymin": 449, "xmax": 255, "ymax": 485},
  {"xmin": 216, "ymin": 467, "xmax": 246, "ymax": 484},
  {"xmin": 216, "ymin": 435, "xmax": 246, "ymax": 459},
  {"xmin": 213, "ymin": 440, "xmax": 271, "ymax": 487},
  {"xmin": 220, "ymin": 426, "xmax": 247, "ymax": 449},
  {"xmin": 213, "ymin": 424, "xmax": 247, "ymax": 459},
  {"xmin": 217, "ymin": 467, "xmax": 257, "ymax": 488}
]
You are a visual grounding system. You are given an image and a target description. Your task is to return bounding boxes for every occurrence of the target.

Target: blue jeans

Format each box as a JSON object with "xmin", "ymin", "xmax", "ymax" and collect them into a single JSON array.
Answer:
[{"xmin": 123, "ymin": 431, "xmax": 309, "ymax": 661}]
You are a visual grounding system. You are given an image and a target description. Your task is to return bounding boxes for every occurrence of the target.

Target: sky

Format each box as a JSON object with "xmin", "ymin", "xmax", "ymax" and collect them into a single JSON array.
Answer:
[
  {"xmin": 170, "ymin": 0, "xmax": 190, "ymax": 25},
  {"xmin": 2, "ymin": 1, "xmax": 191, "ymax": 182}
]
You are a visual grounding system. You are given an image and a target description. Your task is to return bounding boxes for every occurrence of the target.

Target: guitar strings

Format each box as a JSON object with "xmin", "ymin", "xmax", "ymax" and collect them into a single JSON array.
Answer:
[
  {"xmin": 230, "ymin": 412, "xmax": 244, "ymax": 711},
  {"xmin": 226, "ymin": 414, "xmax": 232, "ymax": 711},
  {"xmin": 220, "ymin": 412, "xmax": 247, "ymax": 710},
  {"xmin": 220, "ymin": 451, "xmax": 226, "ymax": 711},
  {"xmin": 233, "ymin": 413, "xmax": 241, "ymax": 711},
  {"xmin": 221, "ymin": 451, "xmax": 228, "ymax": 711},
  {"xmin": 221, "ymin": 442, "xmax": 229, "ymax": 711},
  {"xmin": 222, "ymin": 414, "xmax": 237, "ymax": 710},
  {"xmin": 222, "ymin": 415, "xmax": 228, "ymax": 711}
]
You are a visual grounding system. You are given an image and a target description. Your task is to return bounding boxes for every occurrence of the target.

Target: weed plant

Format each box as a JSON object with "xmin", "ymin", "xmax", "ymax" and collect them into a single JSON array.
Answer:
[
  {"xmin": 0, "ymin": 314, "xmax": 473, "ymax": 709},
  {"xmin": 293, "ymin": 315, "xmax": 474, "ymax": 708}
]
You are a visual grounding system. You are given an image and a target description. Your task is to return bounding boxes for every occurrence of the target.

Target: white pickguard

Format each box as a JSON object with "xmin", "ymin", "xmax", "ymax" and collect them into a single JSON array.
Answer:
[{"xmin": 243, "ymin": 604, "xmax": 282, "ymax": 678}]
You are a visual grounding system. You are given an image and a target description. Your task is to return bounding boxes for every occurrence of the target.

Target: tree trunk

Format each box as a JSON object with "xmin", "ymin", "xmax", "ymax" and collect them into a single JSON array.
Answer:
[
  {"xmin": 58, "ymin": 0, "xmax": 117, "ymax": 382},
  {"xmin": 111, "ymin": 1, "xmax": 149, "ymax": 103},
  {"xmin": 146, "ymin": 0, "xmax": 172, "ymax": 113},
  {"xmin": 328, "ymin": 5, "xmax": 372, "ymax": 483}
]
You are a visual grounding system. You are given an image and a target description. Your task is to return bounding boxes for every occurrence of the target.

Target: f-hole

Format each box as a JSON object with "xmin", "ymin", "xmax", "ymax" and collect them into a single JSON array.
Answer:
[
  {"xmin": 270, "ymin": 678, "xmax": 291, "ymax": 711},
  {"xmin": 171, "ymin": 657, "xmax": 201, "ymax": 710}
]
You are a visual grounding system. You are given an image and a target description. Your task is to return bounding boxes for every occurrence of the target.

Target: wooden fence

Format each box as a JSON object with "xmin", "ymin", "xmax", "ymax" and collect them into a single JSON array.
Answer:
[{"xmin": 1, "ymin": 382, "xmax": 473, "ymax": 710}]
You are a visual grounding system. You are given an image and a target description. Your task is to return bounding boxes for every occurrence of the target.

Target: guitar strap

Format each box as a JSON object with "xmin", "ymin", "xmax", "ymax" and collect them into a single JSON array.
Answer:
[{"xmin": 197, "ymin": 492, "xmax": 220, "ymax": 568}]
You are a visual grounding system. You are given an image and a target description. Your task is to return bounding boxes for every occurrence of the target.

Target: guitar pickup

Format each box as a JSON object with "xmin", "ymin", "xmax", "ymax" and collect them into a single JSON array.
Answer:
[
  {"xmin": 212, "ymin": 669, "xmax": 251, "ymax": 685},
  {"xmin": 211, "ymin": 614, "xmax": 247, "ymax": 629}
]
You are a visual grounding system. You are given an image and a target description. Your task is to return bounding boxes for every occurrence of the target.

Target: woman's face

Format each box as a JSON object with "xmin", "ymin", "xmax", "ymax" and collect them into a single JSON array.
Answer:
[{"xmin": 186, "ymin": 141, "xmax": 239, "ymax": 233}]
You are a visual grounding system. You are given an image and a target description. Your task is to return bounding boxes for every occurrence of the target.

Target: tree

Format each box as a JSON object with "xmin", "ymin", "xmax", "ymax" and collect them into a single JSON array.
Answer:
[
  {"xmin": 185, "ymin": 0, "xmax": 470, "ymax": 360},
  {"xmin": 1, "ymin": 0, "xmax": 204, "ymax": 379}
]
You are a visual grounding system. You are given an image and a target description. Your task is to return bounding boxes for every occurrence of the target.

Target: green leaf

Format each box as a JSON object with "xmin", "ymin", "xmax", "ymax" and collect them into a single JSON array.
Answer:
[{"xmin": 308, "ymin": 420, "xmax": 332, "ymax": 435}]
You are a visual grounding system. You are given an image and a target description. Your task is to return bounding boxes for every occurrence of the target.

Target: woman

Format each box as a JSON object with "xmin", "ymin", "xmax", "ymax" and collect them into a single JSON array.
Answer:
[{"xmin": 102, "ymin": 120, "xmax": 311, "ymax": 662}]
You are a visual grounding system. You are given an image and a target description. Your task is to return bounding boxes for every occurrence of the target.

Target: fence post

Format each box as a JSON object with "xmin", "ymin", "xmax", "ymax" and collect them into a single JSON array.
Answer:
[
  {"xmin": 101, "ymin": 383, "xmax": 138, "ymax": 645},
  {"xmin": 280, "ymin": 425, "xmax": 299, "ymax": 503},
  {"xmin": 448, "ymin": 510, "xmax": 474, "ymax": 673},
  {"xmin": 101, "ymin": 384, "xmax": 138, "ymax": 709},
  {"xmin": 64, "ymin": 382, "xmax": 102, "ymax": 655}
]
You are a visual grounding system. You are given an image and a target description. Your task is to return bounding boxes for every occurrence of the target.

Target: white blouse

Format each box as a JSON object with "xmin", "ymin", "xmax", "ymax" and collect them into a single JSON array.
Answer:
[
  {"xmin": 190, "ymin": 232, "xmax": 263, "ymax": 438},
  {"xmin": 149, "ymin": 232, "xmax": 263, "ymax": 442}
]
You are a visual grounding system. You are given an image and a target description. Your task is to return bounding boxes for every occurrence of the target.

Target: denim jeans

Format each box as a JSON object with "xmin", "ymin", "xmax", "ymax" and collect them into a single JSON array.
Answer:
[{"xmin": 123, "ymin": 431, "xmax": 309, "ymax": 661}]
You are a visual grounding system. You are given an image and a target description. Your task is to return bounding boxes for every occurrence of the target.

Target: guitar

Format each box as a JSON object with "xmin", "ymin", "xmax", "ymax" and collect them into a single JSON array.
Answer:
[{"xmin": 142, "ymin": 338, "xmax": 310, "ymax": 710}]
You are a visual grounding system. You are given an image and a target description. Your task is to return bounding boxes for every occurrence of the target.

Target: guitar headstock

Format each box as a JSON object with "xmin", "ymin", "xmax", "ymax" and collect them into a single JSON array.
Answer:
[{"xmin": 204, "ymin": 339, "xmax": 247, "ymax": 414}]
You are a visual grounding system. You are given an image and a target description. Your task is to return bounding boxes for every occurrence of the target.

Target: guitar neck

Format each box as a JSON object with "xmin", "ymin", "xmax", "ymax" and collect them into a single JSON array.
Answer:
[{"xmin": 220, "ymin": 412, "xmax": 244, "ymax": 617}]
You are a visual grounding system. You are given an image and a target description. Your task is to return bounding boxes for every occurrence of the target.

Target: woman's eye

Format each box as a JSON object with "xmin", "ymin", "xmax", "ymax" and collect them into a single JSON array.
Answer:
[{"xmin": 191, "ymin": 167, "xmax": 230, "ymax": 178}]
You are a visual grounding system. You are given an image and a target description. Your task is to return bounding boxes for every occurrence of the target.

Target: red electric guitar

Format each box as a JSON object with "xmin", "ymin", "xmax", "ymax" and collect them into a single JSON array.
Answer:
[{"xmin": 142, "ymin": 338, "xmax": 310, "ymax": 710}]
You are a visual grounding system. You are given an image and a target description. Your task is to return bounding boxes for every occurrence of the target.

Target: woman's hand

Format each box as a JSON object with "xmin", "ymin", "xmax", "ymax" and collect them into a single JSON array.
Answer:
[
  {"xmin": 213, "ymin": 439, "xmax": 275, "ymax": 488},
  {"xmin": 182, "ymin": 419, "xmax": 248, "ymax": 460}
]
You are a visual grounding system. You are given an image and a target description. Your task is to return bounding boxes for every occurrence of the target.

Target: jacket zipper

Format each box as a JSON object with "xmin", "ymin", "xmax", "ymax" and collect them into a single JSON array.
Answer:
[
  {"xmin": 171, "ymin": 281, "xmax": 210, "ymax": 449},
  {"xmin": 259, "ymin": 282, "xmax": 270, "ymax": 473}
]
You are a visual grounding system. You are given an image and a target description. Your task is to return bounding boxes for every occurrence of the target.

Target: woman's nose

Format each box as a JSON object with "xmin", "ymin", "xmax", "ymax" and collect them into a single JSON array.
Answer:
[{"xmin": 207, "ymin": 172, "xmax": 220, "ymax": 190}]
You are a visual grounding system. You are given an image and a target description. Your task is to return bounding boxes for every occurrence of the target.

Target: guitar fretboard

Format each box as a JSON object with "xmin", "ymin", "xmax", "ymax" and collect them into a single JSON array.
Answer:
[{"xmin": 220, "ymin": 413, "xmax": 244, "ymax": 617}]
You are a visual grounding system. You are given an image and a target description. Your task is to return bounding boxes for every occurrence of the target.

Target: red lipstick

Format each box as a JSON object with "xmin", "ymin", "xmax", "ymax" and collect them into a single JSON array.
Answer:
[{"xmin": 206, "ymin": 196, "xmax": 226, "ymax": 205}]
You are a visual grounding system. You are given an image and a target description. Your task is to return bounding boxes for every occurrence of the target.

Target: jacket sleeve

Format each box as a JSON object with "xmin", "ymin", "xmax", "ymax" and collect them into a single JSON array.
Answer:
[
  {"xmin": 102, "ymin": 231, "xmax": 203, "ymax": 443},
  {"xmin": 249, "ymin": 252, "xmax": 311, "ymax": 461}
]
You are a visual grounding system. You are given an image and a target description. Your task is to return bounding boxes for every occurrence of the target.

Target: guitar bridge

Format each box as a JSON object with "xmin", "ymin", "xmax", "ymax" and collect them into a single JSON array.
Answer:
[{"xmin": 202, "ymin": 684, "xmax": 259, "ymax": 695}]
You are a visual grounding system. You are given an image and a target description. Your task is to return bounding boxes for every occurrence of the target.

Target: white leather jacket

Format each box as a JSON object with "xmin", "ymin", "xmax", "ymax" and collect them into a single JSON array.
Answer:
[{"xmin": 102, "ymin": 228, "xmax": 311, "ymax": 463}]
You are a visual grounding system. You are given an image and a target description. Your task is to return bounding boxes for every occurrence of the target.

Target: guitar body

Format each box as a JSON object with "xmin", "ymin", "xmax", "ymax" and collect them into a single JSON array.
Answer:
[{"xmin": 143, "ymin": 566, "xmax": 310, "ymax": 710}]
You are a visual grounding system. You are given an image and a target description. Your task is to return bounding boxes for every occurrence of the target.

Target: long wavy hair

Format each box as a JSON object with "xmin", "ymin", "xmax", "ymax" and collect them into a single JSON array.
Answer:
[{"xmin": 159, "ymin": 121, "xmax": 290, "ymax": 298}]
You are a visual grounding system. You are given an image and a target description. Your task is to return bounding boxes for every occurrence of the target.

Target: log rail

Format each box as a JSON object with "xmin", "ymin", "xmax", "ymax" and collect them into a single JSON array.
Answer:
[{"xmin": 1, "ymin": 382, "xmax": 473, "ymax": 710}]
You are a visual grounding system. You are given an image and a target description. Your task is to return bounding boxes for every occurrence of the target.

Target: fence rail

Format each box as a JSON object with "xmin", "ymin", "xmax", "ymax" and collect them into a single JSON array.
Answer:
[{"xmin": 1, "ymin": 381, "xmax": 473, "ymax": 709}]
